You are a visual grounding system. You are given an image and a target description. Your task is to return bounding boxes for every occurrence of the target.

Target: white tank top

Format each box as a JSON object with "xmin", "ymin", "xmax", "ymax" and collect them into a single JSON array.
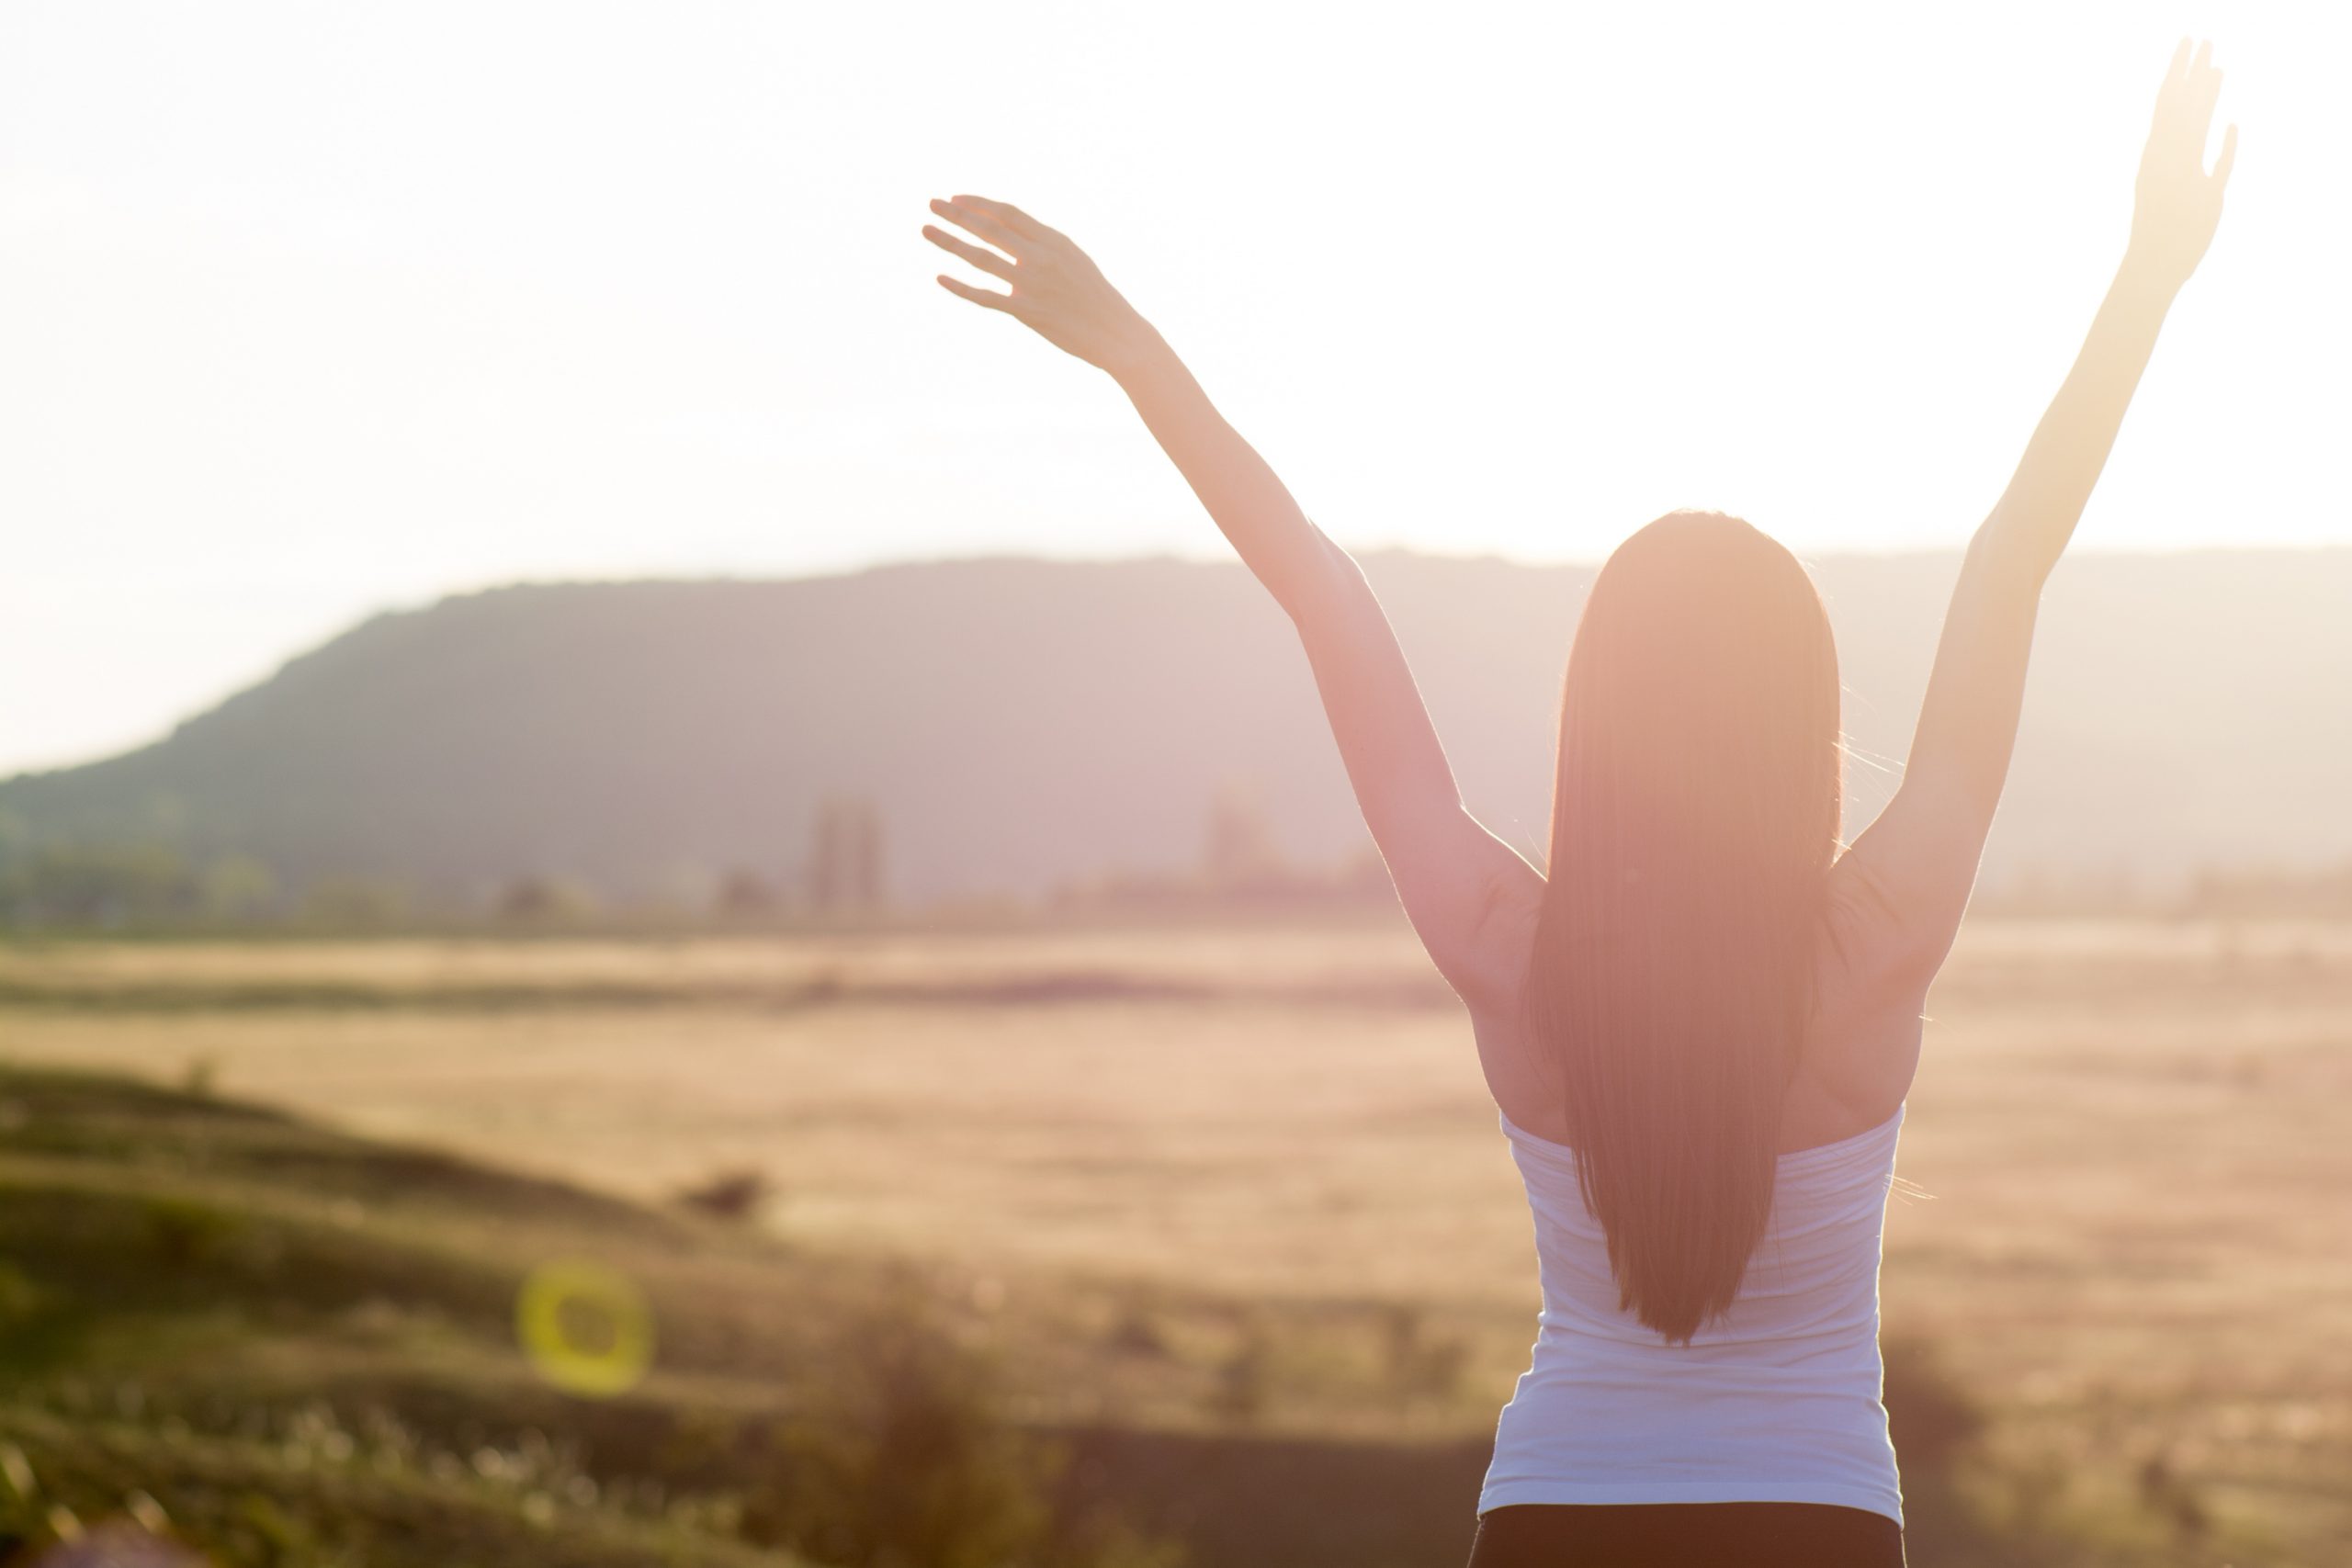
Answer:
[{"xmin": 1480, "ymin": 1104, "xmax": 1905, "ymax": 1524}]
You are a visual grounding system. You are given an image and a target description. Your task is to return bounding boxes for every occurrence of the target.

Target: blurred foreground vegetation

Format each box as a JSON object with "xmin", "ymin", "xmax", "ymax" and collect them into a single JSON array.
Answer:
[{"xmin": 0, "ymin": 1066, "xmax": 1178, "ymax": 1568}]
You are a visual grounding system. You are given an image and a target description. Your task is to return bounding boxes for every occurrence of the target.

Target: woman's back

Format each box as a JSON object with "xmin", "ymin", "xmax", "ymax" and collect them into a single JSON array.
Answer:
[
  {"xmin": 1476, "ymin": 830, "xmax": 1949, "ymax": 1157},
  {"xmin": 1481, "ymin": 1102, "xmax": 1907, "ymax": 1521},
  {"xmin": 1464, "ymin": 830, "xmax": 1950, "ymax": 1527}
]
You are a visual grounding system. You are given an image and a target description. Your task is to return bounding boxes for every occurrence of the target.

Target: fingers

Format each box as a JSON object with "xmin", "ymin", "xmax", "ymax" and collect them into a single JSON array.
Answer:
[
  {"xmin": 2211, "ymin": 121, "xmax": 2239, "ymax": 188},
  {"xmin": 922, "ymin": 224, "xmax": 1015, "ymax": 281},
  {"xmin": 2189, "ymin": 45, "xmax": 2222, "ymax": 120},
  {"xmin": 2155, "ymin": 39, "xmax": 2224, "ymax": 136},
  {"xmin": 928, "ymin": 197, "xmax": 1023, "ymax": 258},
  {"xmin": 954, "ymin": 195, "xmax": 1051, "ymax": 243},
  {"xmin": 935, "ymin": 273, "xmax": 1023, "ymax": 316},
  {"xmin": 2152, "ymin": 37, "xmax": 2189, "ymax": 131}
]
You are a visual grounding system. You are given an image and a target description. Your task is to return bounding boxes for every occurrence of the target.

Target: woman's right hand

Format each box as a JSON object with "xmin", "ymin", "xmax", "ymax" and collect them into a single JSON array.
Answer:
[
  {"xmin": 2127, "ymin": 39, "xmax": 2237, "ymax": 291},
  {"xmin": 924, "ymin": 196, "xmax": 1161, "ymax": 376}
]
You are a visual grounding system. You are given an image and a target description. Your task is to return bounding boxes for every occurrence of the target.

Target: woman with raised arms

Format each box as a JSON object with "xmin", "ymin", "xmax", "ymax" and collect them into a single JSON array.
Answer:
[{"xmin": 922, "ymin": 40, "xmax": 2233, "ymax": 1566}]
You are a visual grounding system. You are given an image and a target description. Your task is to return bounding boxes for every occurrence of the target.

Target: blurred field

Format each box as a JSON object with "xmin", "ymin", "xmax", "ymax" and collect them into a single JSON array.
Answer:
[{"xmin": 3, "ymin": 914, "xmax": 2349, "ymax": 1563}]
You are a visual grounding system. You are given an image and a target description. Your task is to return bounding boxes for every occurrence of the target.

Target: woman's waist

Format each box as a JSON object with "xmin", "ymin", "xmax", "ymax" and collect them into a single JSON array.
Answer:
[
  {"xmin": 1493, "ymin": 1359, "xmax": 1897, "ymax": 1469},
  {"xmin": 1513, "ymin": 1354, "xmax": 1888, "ymax": 1403},
  {"xmin": 1521, "ymin": 1322, "xmax": 1886, "ymax": 1393}
]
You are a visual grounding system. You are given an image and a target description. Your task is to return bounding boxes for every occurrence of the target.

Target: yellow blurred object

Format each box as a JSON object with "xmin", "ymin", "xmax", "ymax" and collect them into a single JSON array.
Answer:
[
  {"xmin": 0, "ymin": 1441, "xmax": 35, "ymax": 1502},
  {"xmin": 124, "ymin": 1491, "xmax": 170, "ymax": 1535},
  {"xmin": 514, "ymin": 1259, "xmax": 656, "ymax": 1398}
]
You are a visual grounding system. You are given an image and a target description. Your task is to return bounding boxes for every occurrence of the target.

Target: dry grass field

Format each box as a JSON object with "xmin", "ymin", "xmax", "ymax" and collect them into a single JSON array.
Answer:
[{"xmin": 2, "ymin": 914, "xmax": 2348, "ymax": 1562}]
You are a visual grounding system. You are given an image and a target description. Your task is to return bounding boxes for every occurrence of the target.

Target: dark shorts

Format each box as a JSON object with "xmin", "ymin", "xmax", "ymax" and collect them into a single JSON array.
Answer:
[{"xmin": 1467, "ymin": 1501, "xmax": 1905, "ymax": 1566}]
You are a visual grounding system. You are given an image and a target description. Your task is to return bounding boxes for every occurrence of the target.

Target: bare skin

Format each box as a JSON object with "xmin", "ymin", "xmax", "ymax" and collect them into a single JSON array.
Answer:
[{"xmin": 924, "ymin": 40, "xmax": 2235, "ymax": 1151}]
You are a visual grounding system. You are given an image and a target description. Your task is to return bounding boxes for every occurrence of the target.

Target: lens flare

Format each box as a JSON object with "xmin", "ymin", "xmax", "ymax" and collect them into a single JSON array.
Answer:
[{"xmin": 514, "ymin": 1259, "xmax": 655, "ymax": 1398}]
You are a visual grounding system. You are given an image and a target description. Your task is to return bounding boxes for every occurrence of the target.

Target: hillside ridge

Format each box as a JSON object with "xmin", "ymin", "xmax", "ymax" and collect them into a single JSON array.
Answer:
[{"xmin": 7, "ymin": 547, "xmax": 2352, "ymax": 903}]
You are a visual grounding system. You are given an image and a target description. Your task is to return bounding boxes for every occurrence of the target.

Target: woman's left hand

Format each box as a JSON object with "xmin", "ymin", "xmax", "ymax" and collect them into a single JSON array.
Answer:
[
  {"xmin": 924, "ymin": 196, "xmax": 1159, "ymax": 374},
  {"xmin": 2127, "ymin": 39, "xmax": 2237, "ymax": 291}
]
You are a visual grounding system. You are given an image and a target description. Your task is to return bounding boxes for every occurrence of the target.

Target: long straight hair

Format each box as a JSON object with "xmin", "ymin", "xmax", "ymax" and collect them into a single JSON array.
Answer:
[{"xmin": 1523, "ymin": 511, "xmax": 1843, "ymax": 1344}]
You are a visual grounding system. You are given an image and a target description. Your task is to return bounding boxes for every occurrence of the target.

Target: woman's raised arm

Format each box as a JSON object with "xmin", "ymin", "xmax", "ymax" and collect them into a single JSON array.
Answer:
[
  {"xmin": 1844, "ymin": 40, "xmax": 2237, "ymax": 964},
  {"xmin": 924, "ymin": 197, "xmax": 1540, "ymax": 1010}
]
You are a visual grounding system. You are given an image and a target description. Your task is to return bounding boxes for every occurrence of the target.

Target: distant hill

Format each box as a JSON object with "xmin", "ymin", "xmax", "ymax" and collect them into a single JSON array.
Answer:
[{"xmin": 5, "ymin": 549, "xmax": 2351, "ymax": 906}]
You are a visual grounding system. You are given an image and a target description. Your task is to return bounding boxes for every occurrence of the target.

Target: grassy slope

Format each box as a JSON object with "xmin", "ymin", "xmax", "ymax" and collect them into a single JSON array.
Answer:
[{"xmin": 0, "ymin": 1066, "xmax": 819, "ymax": 1566}]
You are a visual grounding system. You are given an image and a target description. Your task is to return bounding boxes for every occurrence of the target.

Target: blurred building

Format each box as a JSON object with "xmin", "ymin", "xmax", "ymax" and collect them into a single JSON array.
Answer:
[{"xmin": 808, "ymin": 795, "xmax": 886, "ymax": 912}]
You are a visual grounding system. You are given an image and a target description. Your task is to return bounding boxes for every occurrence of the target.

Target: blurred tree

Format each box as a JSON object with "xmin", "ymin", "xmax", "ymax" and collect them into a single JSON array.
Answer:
[
  {"xmin": 301, "ymin": 876, "xmax": 413, "ymax": 929},
  {"xmin": 8, "ymin": 842, "xmax": 195, "ymax": 926},
  {"xmin": 495, "ymin": 875, "xmax": 598, "ymax": 923},
  {"xmin": 715, "ymin": 868, "xmax": 781, "ymax": 918},
  {"xmin": 647, "ymin": 863, "xmax": 720, "ymax": 919},
  {"xmin": 808, "ymin": 797, "xmax": 885, "ymax": 913},
  {"xmin": 135, "ymin": 790, "xmax": 191, "ymax": 846},
  {"xmin": 200, "ymin": 854, "xmax": 279, "ymax": 922}
]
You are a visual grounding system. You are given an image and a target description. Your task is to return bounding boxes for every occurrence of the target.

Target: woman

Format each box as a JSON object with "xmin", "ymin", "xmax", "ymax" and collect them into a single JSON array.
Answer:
[{"xmin": 923, "ymin": 41, "xmax": 2233, "ymax": 1566}]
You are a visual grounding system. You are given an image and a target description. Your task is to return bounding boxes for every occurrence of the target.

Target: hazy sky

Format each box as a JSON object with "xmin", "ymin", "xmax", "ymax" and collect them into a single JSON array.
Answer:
[{"xmin": 2, "ymin": 1, "xmax": 2345, "ymax": 774}]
